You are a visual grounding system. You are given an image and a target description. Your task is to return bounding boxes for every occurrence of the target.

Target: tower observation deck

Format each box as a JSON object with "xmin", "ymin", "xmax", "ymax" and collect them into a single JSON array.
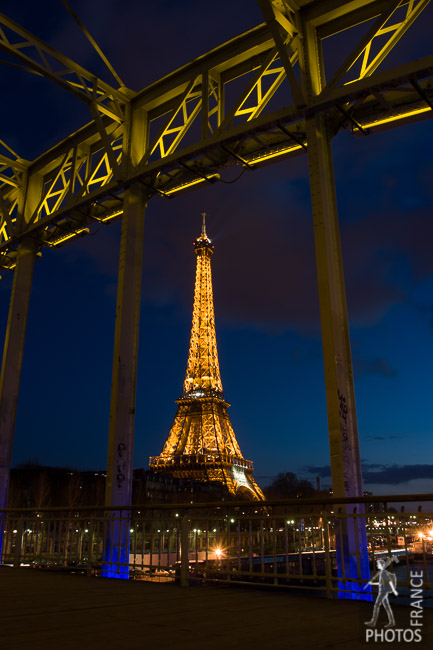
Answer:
[{"xmin": 150, "ymin": 215, "xmax": 264, "ymax": 500}]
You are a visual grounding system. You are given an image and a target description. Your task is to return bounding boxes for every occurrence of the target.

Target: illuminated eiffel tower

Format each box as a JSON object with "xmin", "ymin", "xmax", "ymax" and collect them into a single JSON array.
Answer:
[{"xmin": 150, "ymin": 214, "xmax": 264, "ymax": 500}]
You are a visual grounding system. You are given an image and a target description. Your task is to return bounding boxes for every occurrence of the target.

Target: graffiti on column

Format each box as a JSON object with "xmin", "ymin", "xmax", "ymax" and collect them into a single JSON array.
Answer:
[
  {"xmin": 116, "ymin": 442, "xmax": 126, "ymax": 489},
  {"xmin": 338, "ymin": 388, "xmax": 353, "ymax": 496}
]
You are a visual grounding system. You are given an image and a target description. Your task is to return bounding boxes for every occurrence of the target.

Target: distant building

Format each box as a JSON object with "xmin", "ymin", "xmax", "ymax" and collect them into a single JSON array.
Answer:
[
  {"xmin": 7, "ymin": 465, "xmax": 230, "ymax": 508},
  {"xmin": 7, "ymin": 464, "xmax": 106, "ymax": 508},
  {"xmin": 134, "ymin": 469, "xmax": 230, "ymax": 504},
  {"xmin": 364, "ymin": 490, "xmax": 385, "ymax": 513}
]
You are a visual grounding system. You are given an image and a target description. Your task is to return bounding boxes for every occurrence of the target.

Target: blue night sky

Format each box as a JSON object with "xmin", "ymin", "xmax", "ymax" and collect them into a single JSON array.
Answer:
[{"xmin": 1, "ymin": 0, "xmax": 432, "ymax": 496}]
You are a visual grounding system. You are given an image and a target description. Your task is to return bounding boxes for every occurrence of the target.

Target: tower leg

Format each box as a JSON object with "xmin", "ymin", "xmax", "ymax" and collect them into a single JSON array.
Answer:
[
  {"xmin": 0, "ymin": 241, "xmax": 36, "ymax": 561},
  {"xmin": 306, "ymin": 112, "xmax": 370, "ymax": 600},
  {"xmin": 102, "ymin": 183, "xmax": 146, "ymax": 579}
]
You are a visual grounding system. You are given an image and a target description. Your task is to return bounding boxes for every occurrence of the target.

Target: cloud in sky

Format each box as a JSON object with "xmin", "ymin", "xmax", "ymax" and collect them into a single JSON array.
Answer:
[
  {"xmin": 364, "ymin": 435, "xmax": 400, "ymax": 441},
  {"xmin": 303, "ymin": 463, "xmax": 433, "ymax": 485},
  {"xmin": 353, "ymin": 356, "xmax": 398, "ymax": 379},
  {"xmin": 70, "ymin": 175, "xmax": 433, "ymax": 337}
]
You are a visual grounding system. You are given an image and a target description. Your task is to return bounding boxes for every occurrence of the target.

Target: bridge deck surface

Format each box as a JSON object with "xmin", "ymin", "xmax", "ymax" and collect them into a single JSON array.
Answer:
[{"xmin": 1, "ymin": 568, "xmax": 432, "ymax": 649}]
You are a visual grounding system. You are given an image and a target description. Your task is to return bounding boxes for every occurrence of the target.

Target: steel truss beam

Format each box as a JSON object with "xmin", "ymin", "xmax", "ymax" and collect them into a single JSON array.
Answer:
[
  {"xmin": 0, "ymin": 13, "xmax": 129, "ymax": 118},
  {"xmin": 0, "ymin": 0, "xmax": 431, "ymax": 268}
]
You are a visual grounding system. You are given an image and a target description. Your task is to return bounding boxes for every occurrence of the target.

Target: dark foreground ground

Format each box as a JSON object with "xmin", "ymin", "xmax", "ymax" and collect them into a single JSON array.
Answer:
[{"xmin": 1, "ymin": 568, "xmax": 432, "ymax": 649}]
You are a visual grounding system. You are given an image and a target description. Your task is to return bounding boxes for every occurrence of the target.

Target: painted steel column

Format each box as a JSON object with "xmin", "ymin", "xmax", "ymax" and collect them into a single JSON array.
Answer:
[
  {"xmin": 102, "ymin": 182, "xmax": 146, "ymax": 578},
  {"xmin": 306, "ymin": 112, "xmax": 363, "ymax": 501},
  {"xmin": 105, "ymin": 183, "xmax": 146, "ymax": 507},
  {"xmin": 306, "ymin": 111, "xmax": 371, "ymax": 601},
  {"xmin": 299, "ymin": 17, "xmax": 370, "ymax": 600},
  {"xmin": 299, "ymin": 9, "xmax": 365, "ymax": 504},
  {"xmin": 0, "ymin": 240, "xmax": 36, "ymax": 512}
]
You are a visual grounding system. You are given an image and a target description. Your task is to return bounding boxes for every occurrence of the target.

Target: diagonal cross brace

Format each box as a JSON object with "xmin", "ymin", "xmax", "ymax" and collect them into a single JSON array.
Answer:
[
  {"xmin": 0, "ymin": 184, "xmax": 15, "ymax": 237},
  {"xmin": 0, "ymin": 13, "xmax": 129, "ymax": 121},
  {"xmin": 324, "ymin": 0, "xmax": 431, "ymax": 91},
  {"xmin": 256, "ymin": 0, "xmax": 305, "ymax": 107}
]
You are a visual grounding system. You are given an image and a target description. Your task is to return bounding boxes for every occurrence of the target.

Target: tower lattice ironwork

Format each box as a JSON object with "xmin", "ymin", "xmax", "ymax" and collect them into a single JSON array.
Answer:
[{"xmin": 150, "ymin": 215, "xmax": 264, "ymax": 500}]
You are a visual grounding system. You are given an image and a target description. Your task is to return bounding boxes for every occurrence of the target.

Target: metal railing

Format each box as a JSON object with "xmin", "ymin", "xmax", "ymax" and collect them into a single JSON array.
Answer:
[{"xmin": 1, "ymin": 494, "xmax": 432, "ymax": 599}]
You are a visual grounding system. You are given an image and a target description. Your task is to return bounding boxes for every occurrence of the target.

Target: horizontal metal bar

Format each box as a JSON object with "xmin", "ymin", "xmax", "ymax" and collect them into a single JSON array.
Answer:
[{"xmin": 2, "ymin": 491, "xmax": 433, "ymax": 514}]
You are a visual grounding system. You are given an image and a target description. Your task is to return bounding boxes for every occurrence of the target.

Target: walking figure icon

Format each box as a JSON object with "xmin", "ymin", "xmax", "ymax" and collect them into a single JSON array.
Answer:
[{"xmin": 365, "ymin": 557, "xmax": 399, "ymax": 628}]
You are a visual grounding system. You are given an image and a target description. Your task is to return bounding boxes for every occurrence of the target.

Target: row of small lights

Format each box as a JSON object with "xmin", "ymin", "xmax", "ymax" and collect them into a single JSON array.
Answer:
[
  {"xmin": 14, "ymin": 515, "xmax": 432, "ymax": 527},
  {"xmin": 129, "ymin": 528, "xmax": 220, "ymax": 534},
  {"xmin": 14, "ymin": 526, "xmax": 432, "ymax": 537},
  {"xmin": 10, "ymin": 514, "xmax": 432, "ymax": 534},
  {"xmin": 12, "ymin": 528, "xmax": 90, "ymax": 534}
]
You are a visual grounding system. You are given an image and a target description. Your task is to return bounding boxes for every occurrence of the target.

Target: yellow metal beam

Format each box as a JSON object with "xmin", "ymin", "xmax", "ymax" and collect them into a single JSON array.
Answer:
[
  {"xmin": 61, "ymin": 0, "xmax": 125, "ymax": 89},
  {"xmin": 324, "ymin": 0, "xmax": 430, "ymax": 90},
  {"xmin": 257, "ymin": 0, "xmax": 305, "ymax": 106},
  {"xmin": 105, "ymin": 183, "xmax": 147, "ymax": 508},
  {"xmin": 0, "ymin": 12, "xmax": 129, "ymax": 121},
  {"xmin": 0, "ymin": 239, "xmax": 37, "ymax": 509}
]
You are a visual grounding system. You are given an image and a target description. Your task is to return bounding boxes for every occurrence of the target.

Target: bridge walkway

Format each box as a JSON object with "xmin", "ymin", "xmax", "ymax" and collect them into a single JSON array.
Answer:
[{"xmin": 1, "ymin": 568, "xmax": 431, "ymax": 649}]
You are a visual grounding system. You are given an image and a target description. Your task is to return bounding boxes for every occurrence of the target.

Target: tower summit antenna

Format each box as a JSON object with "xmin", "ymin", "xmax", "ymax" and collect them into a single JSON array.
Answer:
[{"xmin": 201, "ymin": 211, "xmax": 207, "ymax": 237}]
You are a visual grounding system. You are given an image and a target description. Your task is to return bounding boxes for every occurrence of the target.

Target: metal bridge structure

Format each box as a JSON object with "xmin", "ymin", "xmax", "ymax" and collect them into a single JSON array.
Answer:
[{"xmin": 0, "ymin": 0, "xmax": 432, "ymax": 581}]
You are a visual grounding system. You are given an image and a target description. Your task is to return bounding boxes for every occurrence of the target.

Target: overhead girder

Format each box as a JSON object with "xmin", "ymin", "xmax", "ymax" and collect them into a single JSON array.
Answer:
[
  {"xmin": 256, "ymin": 0, "xmax": 305, "ymax": 106},
  {"xmin": 1, "ymin": 56, "xmax": 432, "ymax": 267},
  {"xmin": 321, "ymin": 0, "xmax": 431, "ymax": 89},
  {"xmin": 304, "ymin": 0, "xmax": 413, "ymax": 29},
  {"xmin": 0, "ymin": 0, "xmax": 432, "ymax": 269},
  {"xmin": 0, "ymin": 137, "xmax": 29, "ymax": 247},
  {"xmin": 0, "ymin": 12, "xmax": 130, "ymax": 120}
]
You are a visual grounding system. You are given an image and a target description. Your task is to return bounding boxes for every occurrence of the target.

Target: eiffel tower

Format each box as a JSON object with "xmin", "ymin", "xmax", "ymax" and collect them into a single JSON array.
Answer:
[{"xmin": 150, "ymin": 214, "xmax": 264, "ymax": 500}]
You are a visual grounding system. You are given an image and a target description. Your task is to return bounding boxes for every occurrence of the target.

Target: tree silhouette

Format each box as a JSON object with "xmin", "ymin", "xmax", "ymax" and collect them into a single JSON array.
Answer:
[{"xmin": 264, "ymin": 472, "xmax": 315, "ymax": 499}]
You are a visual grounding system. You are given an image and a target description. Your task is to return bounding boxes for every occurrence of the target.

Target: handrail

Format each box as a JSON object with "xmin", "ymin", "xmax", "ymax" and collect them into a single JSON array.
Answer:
[{"xmin": 1, "ymin": 492, "xmax": 432, "ymax": 514}]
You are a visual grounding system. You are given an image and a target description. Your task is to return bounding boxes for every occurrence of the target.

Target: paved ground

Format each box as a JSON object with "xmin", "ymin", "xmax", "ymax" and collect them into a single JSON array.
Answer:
[{"xmin": 1, "ymin": 568, "xmax": 432, "ymax": 649}]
